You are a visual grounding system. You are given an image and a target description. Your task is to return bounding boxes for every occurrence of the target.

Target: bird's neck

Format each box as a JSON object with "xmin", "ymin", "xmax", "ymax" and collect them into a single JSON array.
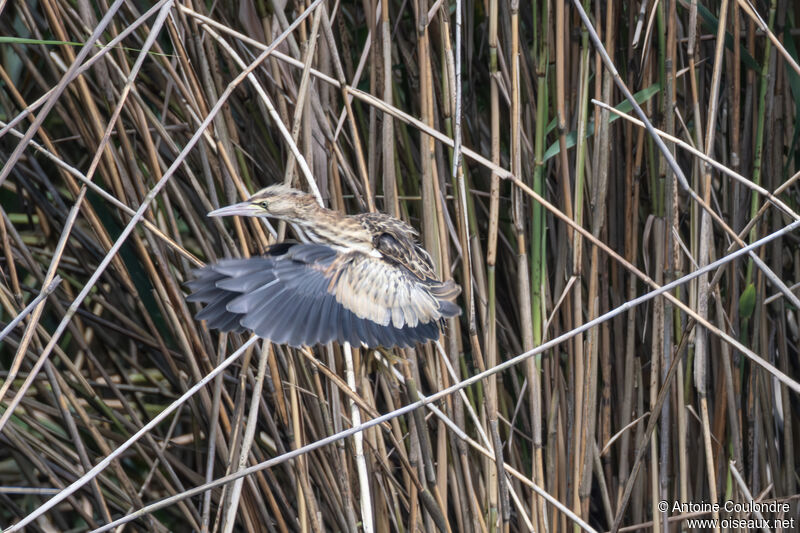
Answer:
[{"xmin": 286, "ymin": 205, "xmax": 373, "ymax": 252}]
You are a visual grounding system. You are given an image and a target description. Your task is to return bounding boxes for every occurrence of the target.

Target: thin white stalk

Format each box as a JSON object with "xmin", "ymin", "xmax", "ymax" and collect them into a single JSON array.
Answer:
[
  {"xmin": 202, "ymin": 336, "xmax": 228, "ymax": 532},
  {"xmin": 0, "ymin": 0, "xmax": 174, "ymax": 410},
  {"xmin": 380, "ymin": 358, "xmax": 543, "ymax": 533},
  {"xmin": 22, "ymin": 176, "xmax": 800, "ymax": 533},
  {"xmin": 200, "ymin": 23, "xmax": 323, "ymax": 206},
  {"xmin": 729, "ymin": 461, "xmax": 771, "ymax": 533},
  {"xmin": 343, "ymin": 342, "xmax": 373, "ymax": 532},
  {"xmin": 331, "ymin": 2, "xmax": 382, "ymax": 140},
  {"xmin": 282, "ymin": 7, "xmax": 324, "ymax": 184},
  {"xmin": 391, "ymin": 345, "xmax": 537, "ymax": 532},
  {"xmin": 0, "ymin": 2, "xmax": 305, "ymax": 434},
  {"xmin": 592, "ymin": 98, "xmax": 800, "ymax": 316},
  {"xmin": 737, "ymin": 0, "xmax": 800, "ymax": 76},
  {"xmin": 573, "ymin": 0, "xmax": 799, "ymax": 317},
  {"xmin": 0, "ymin": 276, "xmax": 61, "ymax": 343},
  {"xmin": 0, "ymin": 120, "xmax": 200, "ymax": 264},
  {"xmin": 5, "ymin": 336, "xmax": 259, "ymax": 533},
  {"xmin": 1, "ymin": 4, "xmax": 321, "ymax": 529},
  {"xmin": 590, "ymin": 100, "xmax": 798, "ymax": 220},
  {"xmin": 0, "ymin": 0, "xmax": 173, "ymax": 141},
  {"xmin": 0, "ymin": 0, "xmax": 128, "ymax": 185},
  {"xmin": 223, "ymin": 344, "xmax": 270, "ymax": 533}
]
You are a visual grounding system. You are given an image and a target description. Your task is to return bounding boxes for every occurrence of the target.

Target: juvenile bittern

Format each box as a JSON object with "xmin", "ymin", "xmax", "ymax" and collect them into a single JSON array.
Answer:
[{"xmin": 186, "ymin": 185, "xmax": 461, "ymax": 348}]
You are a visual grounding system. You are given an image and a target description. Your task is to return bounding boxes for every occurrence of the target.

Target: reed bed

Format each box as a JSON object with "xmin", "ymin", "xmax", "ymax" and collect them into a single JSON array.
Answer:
[{"xmin": 1, "ymin": 0, "xmax": 799, "ymax": 531}]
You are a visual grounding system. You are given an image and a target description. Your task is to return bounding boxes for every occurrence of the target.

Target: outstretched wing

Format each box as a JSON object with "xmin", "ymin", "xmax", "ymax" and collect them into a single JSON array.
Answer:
[{"xmin": 185, "ymin": 243, "xmax": 460, "ymax": 348}]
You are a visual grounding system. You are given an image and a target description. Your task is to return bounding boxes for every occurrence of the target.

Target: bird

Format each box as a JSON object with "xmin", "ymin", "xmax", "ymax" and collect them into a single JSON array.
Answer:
[{"xmin": 186, "ymin": 184, "xmax": 461, "ymax": 348}]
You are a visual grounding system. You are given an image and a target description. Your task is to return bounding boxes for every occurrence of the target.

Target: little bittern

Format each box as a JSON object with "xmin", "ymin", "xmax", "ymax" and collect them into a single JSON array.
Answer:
[{"xmin": 186, "ymin": 185, "xmax": 461, "ymax": 348}]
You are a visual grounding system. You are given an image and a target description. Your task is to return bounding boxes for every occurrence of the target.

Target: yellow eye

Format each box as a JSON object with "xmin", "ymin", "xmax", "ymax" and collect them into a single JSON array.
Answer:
[{"xmin": 259, "ymin": 201, "xmax": 269, "ymax": 209}]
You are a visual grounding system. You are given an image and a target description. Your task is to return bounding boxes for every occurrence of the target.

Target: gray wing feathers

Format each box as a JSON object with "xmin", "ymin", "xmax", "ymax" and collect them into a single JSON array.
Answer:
[{"xmin": 186, "ymin": 243, "xmax": 457, "ymax": 347}]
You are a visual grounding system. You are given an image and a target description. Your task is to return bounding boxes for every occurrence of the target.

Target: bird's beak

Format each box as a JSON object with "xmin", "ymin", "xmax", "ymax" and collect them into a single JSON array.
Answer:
[{"xmin": 207, "ymin": 201, "xmax": 261, "ymax": 218}]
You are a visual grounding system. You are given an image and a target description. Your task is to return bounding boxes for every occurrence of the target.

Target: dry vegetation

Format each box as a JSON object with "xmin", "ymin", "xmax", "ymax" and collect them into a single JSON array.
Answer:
[{"xmin": 1, "ymin": 0, "xmax": 799, "ymax": 531}]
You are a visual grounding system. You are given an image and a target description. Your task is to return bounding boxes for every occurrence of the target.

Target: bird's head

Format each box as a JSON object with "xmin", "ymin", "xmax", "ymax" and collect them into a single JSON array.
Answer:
[{"xmin": 208, "ymin": 185, "xmax": 318, "ymax": 222}]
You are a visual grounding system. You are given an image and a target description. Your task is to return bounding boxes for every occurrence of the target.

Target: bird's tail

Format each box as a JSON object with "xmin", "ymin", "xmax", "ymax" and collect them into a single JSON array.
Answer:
[
  {"xmin": 431, "ymin": 279, "xmax": 461, "ymax": 299},
  {"xmin": 430, "ymin": 279, "xmax": 462, "ymax": 317}
]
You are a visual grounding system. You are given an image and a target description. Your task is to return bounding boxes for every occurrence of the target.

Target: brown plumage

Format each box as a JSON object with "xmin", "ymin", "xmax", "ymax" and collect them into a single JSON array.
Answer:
[{"xmin": 186, "ymin": 185, "xmax": 461, "ymax": 348}]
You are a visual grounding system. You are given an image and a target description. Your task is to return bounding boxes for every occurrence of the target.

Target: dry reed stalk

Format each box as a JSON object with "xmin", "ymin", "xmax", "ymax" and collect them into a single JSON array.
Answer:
[{"xmin": 3, "ymin": 1, "xmax": 800, "ymax": 532}]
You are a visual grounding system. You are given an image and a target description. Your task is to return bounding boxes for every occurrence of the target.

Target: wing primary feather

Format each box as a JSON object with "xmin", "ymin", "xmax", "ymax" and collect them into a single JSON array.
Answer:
[
  {"xmin": 416, "ymin": 321, "xmax": 440, "ymax": 343},
  {"xmin": 271, "ymin": 293, "xmax": 314, "ymax": 346},
  {"xmin": 216, "ymin": 270, "xmax": 278, "ymax": 292},
  {"xmin": 263, "ymin": 297, "xmax": 296, "ymax": 344},
  {"xmin": 185, "ymin": 274, "xmax": 227, "ymax": 302},
  {"xmin": 216, "ymin": 310, "xmax": 245, "ymax": 332},
  {"xmin": 352, "ymin": 316, "xmax": 371, "ymax": 348},
  {"xmin": 186, "ymin": 286, "xmax": 223, "ymax": 303},
  {"xmin": 363, "ymin": 320, "xmax": 384, "ymax": 348},
  {"xmin": 394, "ymin": 320, "xmax": 438, "ymax": 347},
  {"xmin": 212, "ymin": 258, "xmax": 272, "ymax": 277},
  {"xmin": 348, "ymin": 311, "xmax": 364, "ymax": 346},
  {"xmin": 296, "ymin": 294, "xmax": 324, "ymax": 347},
  {"xmin": 242, "ymin": 288, "xmax": 292, "ymax": 336},
  {"xmin": 340, "ymin": 307, "xmax": 354, "ymax": 346},
  {"xmin": 325, "ymin": 298, "xmax": 341, "ymax": 345},
  {"xmin": 373, "ymin": 321, "xmax": 395, "ymax": 348},
  {"xmin": 316, "ymin": 294, "xmax": 337, "ymax": 345},
  {"xmin": 196, "ymin": 294, "xmax": 234, "ymax": 322},
  {"xmin": 185, "ymin": 268, "xmax": 224, "ymax": 287},
  {"xmin": 227, "ymin": 278, "xmax": 283, "ymax": 314}
]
